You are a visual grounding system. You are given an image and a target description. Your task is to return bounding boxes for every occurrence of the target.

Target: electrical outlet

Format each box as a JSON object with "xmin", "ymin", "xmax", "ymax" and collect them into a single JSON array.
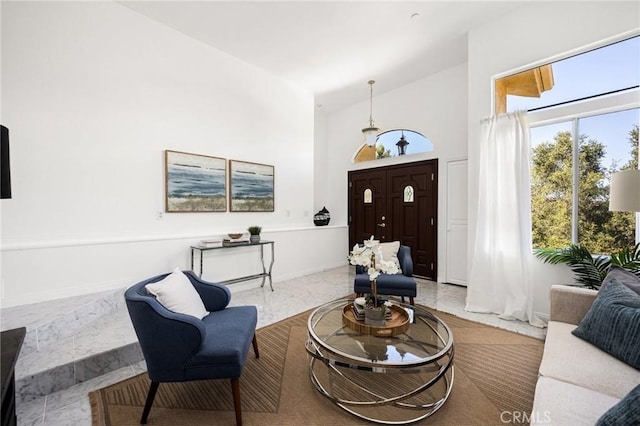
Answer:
[{"xmin": 156, "ymin": 211, "xmax": 163, "ymax": 220}]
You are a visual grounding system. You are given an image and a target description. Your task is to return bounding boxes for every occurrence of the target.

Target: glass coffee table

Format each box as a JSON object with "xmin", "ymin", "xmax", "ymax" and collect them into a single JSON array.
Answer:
[{"xmin": 305, "ymin": 299, "xmax": 454, "ymax": 424}]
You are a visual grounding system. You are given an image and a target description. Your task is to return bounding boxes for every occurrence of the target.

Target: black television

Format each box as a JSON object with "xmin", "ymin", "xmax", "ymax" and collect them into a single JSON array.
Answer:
[{"xmin": 1, "ymin": 125, "xmax": 11, "ymax": 199}]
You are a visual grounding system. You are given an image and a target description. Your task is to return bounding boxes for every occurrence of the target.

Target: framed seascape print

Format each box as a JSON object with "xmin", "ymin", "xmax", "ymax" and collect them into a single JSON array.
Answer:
[
  {"xmin": 229, "ymin": 160, "xmax": 274, "ymax": 212},
  {"xmin": 165, "ymin": 150, "xmax": 227, "ymax": 212}
]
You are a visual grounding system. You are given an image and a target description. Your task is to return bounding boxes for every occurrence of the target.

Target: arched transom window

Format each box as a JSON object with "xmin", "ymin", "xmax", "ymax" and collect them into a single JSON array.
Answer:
[{"xmin": 353, "ymin": 129, "xmax": 433, "ymax": 163}]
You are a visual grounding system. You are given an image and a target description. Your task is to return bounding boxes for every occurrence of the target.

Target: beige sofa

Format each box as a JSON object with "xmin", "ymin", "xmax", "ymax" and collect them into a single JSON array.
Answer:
[
  {"xmin": 531, "ymin": 285, "xmax": 640, "ymax": 426},
  {"xmin": 531, "ymin": 285, "xmax": 640, "ymax": 425}
]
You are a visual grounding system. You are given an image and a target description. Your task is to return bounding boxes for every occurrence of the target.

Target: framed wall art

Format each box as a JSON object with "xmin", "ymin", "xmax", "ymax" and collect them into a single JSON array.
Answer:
[
  {"xmin": 229, "ymin": 160, "xmax": 274, "ymax": 212},
  {"xmin": 165, "ymin": 150, "xmax": 227, "ymax": 212}
]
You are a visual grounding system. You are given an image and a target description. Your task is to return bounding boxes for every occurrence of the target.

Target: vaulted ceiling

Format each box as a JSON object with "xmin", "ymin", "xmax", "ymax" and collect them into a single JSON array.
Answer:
[{"xmin": 120, "ymin": 1, "xmax": 527, "ymax": 111}]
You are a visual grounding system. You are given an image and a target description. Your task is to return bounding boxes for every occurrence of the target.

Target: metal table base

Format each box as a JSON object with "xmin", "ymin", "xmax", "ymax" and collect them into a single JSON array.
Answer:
[{"xmin": 190, "ymin": 241, "xmax": 275, "ymax": 291}]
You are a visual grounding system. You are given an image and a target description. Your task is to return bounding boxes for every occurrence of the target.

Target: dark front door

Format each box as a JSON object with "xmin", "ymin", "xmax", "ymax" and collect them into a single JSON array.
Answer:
[
  {"xmin": 348, "ymin": 168, "xmax": 388, "ymax": 245},
  {"xmin": 348, "ymin": 159, "xmax": 438, "ymax": 279}
]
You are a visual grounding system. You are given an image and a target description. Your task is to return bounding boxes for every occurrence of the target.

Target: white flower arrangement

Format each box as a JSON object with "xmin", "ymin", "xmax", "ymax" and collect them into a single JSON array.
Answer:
[
  {"xmin": 348, "ymin": 236, "xmax": 400, "ymax": 313},
  {"xmin": 348, "ymin": 236, "xmax": 400, "ymax": 280}
]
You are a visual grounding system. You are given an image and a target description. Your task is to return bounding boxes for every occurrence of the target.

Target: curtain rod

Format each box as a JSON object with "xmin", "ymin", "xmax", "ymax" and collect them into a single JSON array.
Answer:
[{"xmin": 480, "ymin": 110, "xmax": 526, "ymax": 123}]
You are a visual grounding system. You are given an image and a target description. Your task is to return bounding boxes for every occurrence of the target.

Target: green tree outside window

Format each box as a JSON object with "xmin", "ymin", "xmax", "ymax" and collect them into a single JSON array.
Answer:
[{"xmin": 531, "ymin": 124, "xmax": 638, "ymax": 254}]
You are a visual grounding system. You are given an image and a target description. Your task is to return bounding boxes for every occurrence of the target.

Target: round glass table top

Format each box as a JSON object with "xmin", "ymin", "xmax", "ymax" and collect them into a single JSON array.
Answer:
[{"xmin": 307, "ymin": 299, "xmax": 453, "ymax": 370}]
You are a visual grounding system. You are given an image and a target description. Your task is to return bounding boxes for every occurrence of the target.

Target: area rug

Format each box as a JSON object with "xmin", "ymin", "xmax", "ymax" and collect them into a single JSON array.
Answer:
[{"xmin": 90, "ymin": 306, "xmax": 544, "ymax": 425}]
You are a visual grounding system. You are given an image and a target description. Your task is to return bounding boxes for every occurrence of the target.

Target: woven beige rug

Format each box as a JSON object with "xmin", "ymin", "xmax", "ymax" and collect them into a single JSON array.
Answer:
[{"xmin": 90, "ymin": 306, "xmax": 544, "ymax": 425}]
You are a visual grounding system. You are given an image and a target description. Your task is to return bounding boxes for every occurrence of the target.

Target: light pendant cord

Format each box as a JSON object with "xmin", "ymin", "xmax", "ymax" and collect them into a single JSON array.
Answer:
[{"xmin": 368, "ymin": 80, "xmax": 375, "ymax": 127}]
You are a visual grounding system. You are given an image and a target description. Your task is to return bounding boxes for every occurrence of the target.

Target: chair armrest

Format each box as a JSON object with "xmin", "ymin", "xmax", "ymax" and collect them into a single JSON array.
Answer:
[
  {"xmin": 549, "ymin": 285, "xmax": 598, "ymax": 325},
  {"xmin": 398, "ymin": 245, "xmax": 413, "ymax": 277},
  {"xmin": 185, "ymin": 271, "xmax": 231, "ymax": 312}
]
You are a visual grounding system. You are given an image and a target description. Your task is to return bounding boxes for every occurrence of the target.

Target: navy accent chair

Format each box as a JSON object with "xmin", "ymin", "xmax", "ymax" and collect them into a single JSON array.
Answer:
[
  {"xmin": 354, "ymin": 245, "xmax": 417, "ymax": 305},
  {"xmin": 125, "ymin": 270, "xmax": 259, "ymax": 426}
]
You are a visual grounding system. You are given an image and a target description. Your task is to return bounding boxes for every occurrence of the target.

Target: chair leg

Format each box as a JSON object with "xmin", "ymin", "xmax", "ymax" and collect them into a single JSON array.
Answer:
[
  {"xmin": 410, "ymin": 297, "xmax": 415, "ymax": 306},
  {"xmin": 401, "ymin": 296, "xmax": 406, "ymax": 303},
  {"xmin": 252, "ymin": 334, "xmax": 260, "ymax": 359},
  {"xmin": 140, "ymin": 381, "xmax": 159, "ymax": 424},
  {"xmin": 231, "ymin": 378, "xmax": 242, "ymax": 426}
]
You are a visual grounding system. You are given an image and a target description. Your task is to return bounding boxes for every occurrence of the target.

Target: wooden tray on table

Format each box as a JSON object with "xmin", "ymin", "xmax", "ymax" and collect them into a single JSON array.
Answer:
[{"xmin": 342, "ymin": 303, "xmax": 410, "ymax": 337}]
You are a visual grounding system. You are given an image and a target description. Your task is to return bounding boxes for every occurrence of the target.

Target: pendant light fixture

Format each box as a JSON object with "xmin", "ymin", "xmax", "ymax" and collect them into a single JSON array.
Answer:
[{"xmin": 362, "ymin": 80, "xmax": 380, "ymax": 146}]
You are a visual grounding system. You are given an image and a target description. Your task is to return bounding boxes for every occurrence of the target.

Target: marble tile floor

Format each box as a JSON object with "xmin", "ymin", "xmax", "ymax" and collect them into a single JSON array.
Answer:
[{"xmin": 11, "ymin": 265, "xmax": 546, "ymax": 425}]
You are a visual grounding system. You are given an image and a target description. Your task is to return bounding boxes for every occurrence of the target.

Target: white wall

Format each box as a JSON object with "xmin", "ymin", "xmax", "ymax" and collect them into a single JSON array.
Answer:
[
  {"xmin": 0, "ymin": 1, "xmax": 346, "ymax": 307},
  {"xmin": 321, "ymin": 63, "xmax": 468, "ymax": 282},
  {"xmin": 313, "ymin": 109, "xmax": 329, "ymax": 215},
  {"xmin": 467, "ymin": 1, "xmax": 640, "ymax": 319},
  {"xmin": 5, "ymin": 1, "xmax": 634, "ymax": 314}
]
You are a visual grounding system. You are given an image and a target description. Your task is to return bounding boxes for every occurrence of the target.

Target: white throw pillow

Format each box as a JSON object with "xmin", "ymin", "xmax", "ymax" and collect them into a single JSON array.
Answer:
[
  {"xmin": 145, "ymin": 268, "xmax": 209, "ymax": 319},
  {"xmin": 378, "ymin": 241, "xmax": 401, "ymax": 271}
]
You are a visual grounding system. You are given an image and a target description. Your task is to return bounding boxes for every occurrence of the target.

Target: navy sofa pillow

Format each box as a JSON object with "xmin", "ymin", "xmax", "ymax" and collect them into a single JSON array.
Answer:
[
  {"xmin": 572, "ymin": 279, "xmax": 640, "ymax": 369},
  {"xmin": 595, "ymin": 383, "xmax": 640, "ymax": 426}
]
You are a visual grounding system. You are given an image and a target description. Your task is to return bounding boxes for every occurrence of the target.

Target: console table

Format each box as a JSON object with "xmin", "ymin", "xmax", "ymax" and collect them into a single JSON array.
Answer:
[
  {"xmin": 2, "ymin": 327, "xmax": 25, "ymax": 426},
  {"xmin": 190, "ymin": 240, "xmax": 274, "ymax": 291}
]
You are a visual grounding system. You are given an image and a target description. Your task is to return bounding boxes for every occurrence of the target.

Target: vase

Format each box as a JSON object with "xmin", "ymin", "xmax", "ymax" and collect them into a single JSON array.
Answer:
[
  {"xmin": 313, "ymin": 206, "xmax": 331, "ymax": 226},
  {"xmin": 364, "ymin": 305, "xmax": 385, "ymax": 326},
  {"xmin": 250, "ymin": 234, "xmax": 260, "ymax": 243}
]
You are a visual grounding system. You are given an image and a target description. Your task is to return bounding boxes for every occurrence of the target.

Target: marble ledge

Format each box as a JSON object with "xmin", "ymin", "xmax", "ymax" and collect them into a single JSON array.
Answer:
[{"xmin": 2, "ymin": 288, "xmax": 124, "ymax": 358}]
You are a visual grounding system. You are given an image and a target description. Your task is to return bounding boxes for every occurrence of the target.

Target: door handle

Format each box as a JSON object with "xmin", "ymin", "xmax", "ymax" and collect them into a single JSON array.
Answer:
[{"xmin": 377, "ymin": 223, "xmax": 386, "ymax": 227}]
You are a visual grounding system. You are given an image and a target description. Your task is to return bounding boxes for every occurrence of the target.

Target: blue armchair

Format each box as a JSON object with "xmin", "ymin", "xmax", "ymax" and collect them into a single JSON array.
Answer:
[
  {"xmin": 354, "ymin": 245, "xmax": 417, "ymax": 305},
  {"xmin": 125, "ymin": 270, "xmax": 258, "ymax": 425}
]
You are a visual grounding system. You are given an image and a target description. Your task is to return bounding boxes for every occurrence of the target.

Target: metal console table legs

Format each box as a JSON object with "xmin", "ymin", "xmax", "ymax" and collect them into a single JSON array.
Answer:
[{"xmin": 190, "ymin": 240, "xmax": 275, "ymax": 291}]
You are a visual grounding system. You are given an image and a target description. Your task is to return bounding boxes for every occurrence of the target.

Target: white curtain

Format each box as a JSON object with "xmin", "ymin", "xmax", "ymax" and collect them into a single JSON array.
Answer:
[{"xmin": 465, "ymin": 111, "xmax": 545, "ymax": 328}]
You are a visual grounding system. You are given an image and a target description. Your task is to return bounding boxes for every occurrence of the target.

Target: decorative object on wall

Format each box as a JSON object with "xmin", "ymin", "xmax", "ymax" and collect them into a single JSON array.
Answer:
[
  {"xmin": 165, "ymin": 150, "xmax": 227, "ymax": 212},
  {"xmin": 313, "ymin": 207, "xmax": 331, "ymax": 226},
  {"xmin": 230, "ymin": 160, "xmax": 274, "ymax": 212},
  {"xmin": 361, "ymin": 80, "xmax": 380, "ymax": 146},
  {"xmin": 247, "ymin": 226, "xmax": 262, "ymax": 243},
  {"xmin": 1, "ymin": 125, "xmax": 11, "ymax": 199}
]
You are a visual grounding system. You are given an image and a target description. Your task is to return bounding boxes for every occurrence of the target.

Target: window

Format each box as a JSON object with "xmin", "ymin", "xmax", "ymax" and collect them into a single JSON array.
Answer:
[
  {"xmin": 530, "ymin": 110, "xmax": 638, "ymax": 253},
  {"xmin": 403, "ymin": 185, "xmax": 414, "ymax": 203},
  {"xmin": 507, "ymin": 37, "xmax": 640, "ymax": 113},
  {"xmin": 353, "ymin": 129, "xmax": 433, "ymax": 163},
  {"xmin": 364, "ymin": 188, "xmax": 373, "ymax": 204},
  {"xmin": 375, "ymin": 129, "xmax": 433, "ymax": 159},
  {"xmin": 510, "ymin": 36, "xmax": 640, "ymax": 254}
]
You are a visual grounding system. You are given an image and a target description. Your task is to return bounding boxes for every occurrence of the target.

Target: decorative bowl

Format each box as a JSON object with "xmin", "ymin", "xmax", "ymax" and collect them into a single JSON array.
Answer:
[{"xmin": 228, "ymin": 233, "xmax": 243, "ymax": 240}]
